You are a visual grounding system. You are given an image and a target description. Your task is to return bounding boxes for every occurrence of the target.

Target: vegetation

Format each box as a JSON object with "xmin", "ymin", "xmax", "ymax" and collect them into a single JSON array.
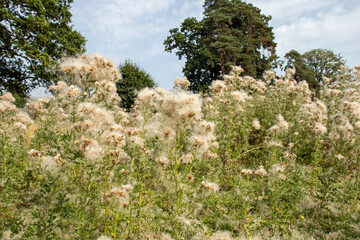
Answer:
[
  {"xmin": 164, "ymin": 0, "xmax": 277, "ymax": 92},
  {"xmin": 117, "ymin": 60, "xmax": 156, "ymax": 110},
  {"xmin": 0, "ymin": 0, "xmax": 86, "ymax": 101},
  {"xmin": 284, "ymin": 49, "xmax": 346, "ymax": 92},
  {"xmin": 1, "ymin": 54, "xmax": 359, "ymax": 240}
]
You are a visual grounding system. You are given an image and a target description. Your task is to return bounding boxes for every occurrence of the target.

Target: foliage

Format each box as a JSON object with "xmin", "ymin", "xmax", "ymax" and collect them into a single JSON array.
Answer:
[
  {"xmin": 285, "ymin": 49, "xmax": 346, "ymax": 93},
  {"xmin": 1, "ymin": 54, "xmax": 360, "ymax": 240},
  {"xmin": 284, "ymin": 50, "xmax": 319, "ymax": 91},
  {"xmin": 302, "ymin": 48, "xmax": 346, "ymax": 82},
  {"xmin": 164, "ymin": 0, "xmax": 277, "ymax": 92},
  {"xmin": 117, "ymin": 60, "xmax": 156, "ymax": 110},
  {"xmin": 0, "ymin": 0, "xmax": 86, "ymax": 100}
]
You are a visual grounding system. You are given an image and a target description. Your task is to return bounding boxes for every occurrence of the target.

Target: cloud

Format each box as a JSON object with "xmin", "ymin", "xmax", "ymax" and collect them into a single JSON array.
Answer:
[
  {"xmin": 246, "ymin": 0, "xmax": 360, "ymax": 67},
  {"xmin": 247, "ymin": 0, "xmax": 339, "ymax": 25}
]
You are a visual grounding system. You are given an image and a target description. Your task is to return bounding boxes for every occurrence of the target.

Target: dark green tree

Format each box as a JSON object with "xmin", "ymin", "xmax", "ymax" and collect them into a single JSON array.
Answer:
[
  {"xmin": 0, "ymin": 0, "xmax": 86, "ymax": 100},
  {"xmin": 117, "ymin": 60, "xmax": 156, "ymax": 110},
  {"xmin": 284, "ymin": 50, "xmax": 318, "ymax": 89},
  {"xmin": 164, "ymin": 0, "xmax": 277, "ymax": 91}
]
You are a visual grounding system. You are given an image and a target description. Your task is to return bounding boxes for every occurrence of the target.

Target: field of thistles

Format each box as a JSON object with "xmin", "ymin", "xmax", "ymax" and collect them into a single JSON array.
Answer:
[{"xmin": 1, "ymin": 54, "xmax": 359, "ymax": 240}]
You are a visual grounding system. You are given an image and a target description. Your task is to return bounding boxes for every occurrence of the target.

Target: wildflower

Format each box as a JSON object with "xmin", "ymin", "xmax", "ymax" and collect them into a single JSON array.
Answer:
[
  {"xmin": 182, "ymin": 153, "xmax": 193, "ymax": 164},
  {"xmin": 270, "ymin": 163, "xmax": 286, "ymax": 174},
  {"xmin": 41, "ymin": 156, "xmax": 59, "ymax": 173},
  {"xmin": 84, "ymin": 141, "xmax": 104, "ymax": 161},
  {"xmin": 13, "ymin": 122, "xmax": 27, "ymax": 132},
  {"xmin": 254, "ymin": 80, "xmax": 267, "ymax": 93},
  {"xmin": 162, "ymin": 127, "xmax": 176, "ymax": 141},
  {"xmin": 201, "ymin": 181, "xmax": 219, "ymax": 192},
  {"xmin": 252, "ymin": 118, "xmax": 261, "ymax": 130},
  {"xmin": 209, "ymin": 231, "xmax": 233, "ymax": 240},
  {"xmin": 129, "ymin": 136, "xmax": 143, "ymax": 146},
  {"xmin": 28, "ymin": 149, "xmax": 40, "ymax": 157},
  {"xmin": 264, "ymin": 70, "xmax": 275, "ymax": 82},
  {"xmin": 156, "ymin": 156, "xmax": 169, "ymax": 165},
  {"xmin": 254, "ymin": 165, "xmax": 267, "ymax": 177},
  {"xmin": 136, "ymin": 88, "xmax": 158, "ymax": 104},
  {"xmin": 15, "ymin": 112, "xmax": 33, "ymax": 126},
  {"xmin": 97, "ymin": 236, "xmax": 113, "ymax": 240},
  {"xmin": 209, "ymin": 80, "xmax": 227, "ymax": 92},
  {"xmin": 241, "ymin": 169, "xmax": 253, "ymax": 176},
  {"xmin": 110, "ymin": 187, "xmax": 127, "ymax": 197},
  {"xmin": 230, "ymin": 91, "xmax": 252, "ymax": 103},
  {"xmin": 67, "ymin": 85, "xmax": 81, "ymax": 98},
  {"xmin": 335, "ymin": 154, "xmax": 345, "ymax": 161},
  {"xmin": 329, "ymin": 130, "xmax": 340, "ymax": 140},
  {"xmin": 285, "ymin": 67, "xmax": 296, "ymax": 79},
  {"xmin": 231, "ymin": 66, "xmax": 244, "ymax": 75},
  {"xmin": 158, "ymin": 233, "xmax": 174, "ymax": 240},
  {"xmin": 267, "ymin": 140, "xmax": 283, "ymax": 147},
  {"xmin": 179, "ymin": 216, "xmax": 191, "ymax": 226},
  {"xmin": 0, "ymin": 100, "xmax": 17, "ymax": 113},
  {"xmin": 314, "ymin": 122, "xmax": 327, "ymax": 134},
  {"xmin": 269, "ymin": 115, "xmax": 288, "ymax": 133},
  {"xmin": 323, "ymin": 77, "xmax": 332, "ymax": 84},
  {"xmin": 121, "ymin": 184, "xmax": 133, "ymax": 192},
  {"xmin": 196, "ymin": 121, "xmax": 215, "ymax": 135},
  {"xmin": 223, "ymin": 74, "xmax": 235, "ymax": 83},
  {"xmin": 0, "ymin": 92, "xmax": 15, "ymax": 103},
  {"xmin": 174, "ymin": 77, "xmax": 190, "ymax": 89}
]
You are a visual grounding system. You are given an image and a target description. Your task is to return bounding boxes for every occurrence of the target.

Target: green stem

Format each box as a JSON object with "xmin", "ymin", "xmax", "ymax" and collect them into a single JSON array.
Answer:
[
  {"xmin": 128, "ymin": 152, "xmax": 135, "ymax": 239},
  {"xmin": 113, "ymin": 209, "xmax": 119, "ymax": 239},
  {"xmin": 2, "ymin": 143, "xmax": 7, "ymax": 180},
  {"xmin": 40, "ymin": 183, "xmax": 58, "ymax": 240},
  {"xmin": 104, "ymin": 173, "xmax": 109, "ymax": 234},
  {"xmin": 138, "ymin": 153, "xmax": 142, "ymax": 237},
  {"xmin": 175, "ymin": 130, "xmax": 180, "ymax": 240},
  {"xmin": 80, "ymin": 169, "xmax": 93, "ymax": 236}
]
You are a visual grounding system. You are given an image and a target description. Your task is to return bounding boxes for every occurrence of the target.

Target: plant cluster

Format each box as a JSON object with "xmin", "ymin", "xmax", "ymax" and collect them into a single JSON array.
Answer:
[{"xmin": 1, "ymin": 54, "xmax": 360, "ymax": 239}]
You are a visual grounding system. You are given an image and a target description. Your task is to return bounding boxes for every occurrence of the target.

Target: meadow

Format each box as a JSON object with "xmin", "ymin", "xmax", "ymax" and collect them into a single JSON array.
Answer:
[{"xmin": 1, "ymin": 54, "xmax": 359, "ymax": 239}]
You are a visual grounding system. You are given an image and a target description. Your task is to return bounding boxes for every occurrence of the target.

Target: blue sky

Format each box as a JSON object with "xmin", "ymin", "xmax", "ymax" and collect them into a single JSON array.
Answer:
[{"xmin": 67, "ymin": 0, "xmax": 360, "ymax": 90}]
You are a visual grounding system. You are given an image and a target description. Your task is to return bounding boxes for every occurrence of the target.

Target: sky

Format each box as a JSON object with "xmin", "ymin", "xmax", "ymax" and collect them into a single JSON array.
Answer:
[{"xmin": 67, "ymin": 0, "xmax": 360, "ymax": 90}]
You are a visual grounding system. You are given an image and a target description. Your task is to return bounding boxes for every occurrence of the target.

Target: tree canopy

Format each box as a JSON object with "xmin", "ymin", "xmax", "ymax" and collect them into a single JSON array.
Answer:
[
  {"xmin": 164, "ymin": 0, "xmax": 277, "ymax": 91},
  {"xmin": 0, "ymin": 0, "xmax": 86, "ymax": 99},
  {"xmin": 284, "ymin": 49, "xmax": 346, "ymax": 92},
  {"xmin": 302, "ymin": 48, "xmax": 345, "ymax": 82},
  {"xmin": 117, "ymin": 60, "xmax": 156, "ymax": 110}
]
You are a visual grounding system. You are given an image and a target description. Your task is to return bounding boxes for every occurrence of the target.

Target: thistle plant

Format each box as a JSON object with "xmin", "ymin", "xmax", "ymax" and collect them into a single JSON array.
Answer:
[{"xmin": 1, "ymin": 54, "xmax": 360, "ymax": 239}]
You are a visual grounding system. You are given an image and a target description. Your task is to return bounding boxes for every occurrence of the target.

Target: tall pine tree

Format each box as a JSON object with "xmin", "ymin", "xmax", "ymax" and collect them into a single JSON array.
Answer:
[{"xmin": 164, "ymin": 0, "xmax": 277, "ymax": 91}]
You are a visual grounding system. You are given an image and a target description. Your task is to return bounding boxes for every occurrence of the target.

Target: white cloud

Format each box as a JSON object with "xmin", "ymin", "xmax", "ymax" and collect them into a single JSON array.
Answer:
[{"xmin": 270, "ymin": 1, "xmax": 360, "ymax": 67}]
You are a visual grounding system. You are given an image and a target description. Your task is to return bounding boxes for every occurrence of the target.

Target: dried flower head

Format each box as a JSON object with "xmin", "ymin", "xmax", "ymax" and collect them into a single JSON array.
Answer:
[
  {"xmin": 252, "ymin": 118, "xmax": 261, "ymax": 130},
  {"xmin": 241, "ymin": 169, "xmax": 253, "ymax": 176},
  {"xmin": 0, "ymin": 92, "xmax": 15, "ymax": 103},
  {"xmin": 254, "ymin": 165, "xmax": 267, "ymax": 177},
  {"xmin": 201, "ymin": 181, "xmax": 219, "ymax": 192},
  {"xmin": 174, "ymin": 77, "xmax": 190, "ymax": 89}
]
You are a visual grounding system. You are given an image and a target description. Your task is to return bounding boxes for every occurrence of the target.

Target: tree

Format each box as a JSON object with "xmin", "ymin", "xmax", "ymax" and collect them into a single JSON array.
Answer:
[
  {"xmin": 164, "ymin": 0, "xmax": 277, "ymax": 91},
  {"xmin": 284, "ymin": 49, "xmax": 346, "ymax": 92},
  {"xmin": 284, "ymin": 50, "xmax": 319, "ymax": 90},
  {"xmin": 302, "ymin": 48, "xmax": 345, "ymax": 82},
  {"xmin": 117, "ymin": 60, "xmax": 156, "ymax": 109},
  {"xmin": 0, "ymin": 0, "xmax": 86, "ymax": 100}
]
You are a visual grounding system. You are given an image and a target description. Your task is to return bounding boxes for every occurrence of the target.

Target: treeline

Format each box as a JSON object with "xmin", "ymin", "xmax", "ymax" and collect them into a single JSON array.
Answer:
[{"xmin": 0, "ymin": 0, "xmax": 347, "ymax": 107}]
